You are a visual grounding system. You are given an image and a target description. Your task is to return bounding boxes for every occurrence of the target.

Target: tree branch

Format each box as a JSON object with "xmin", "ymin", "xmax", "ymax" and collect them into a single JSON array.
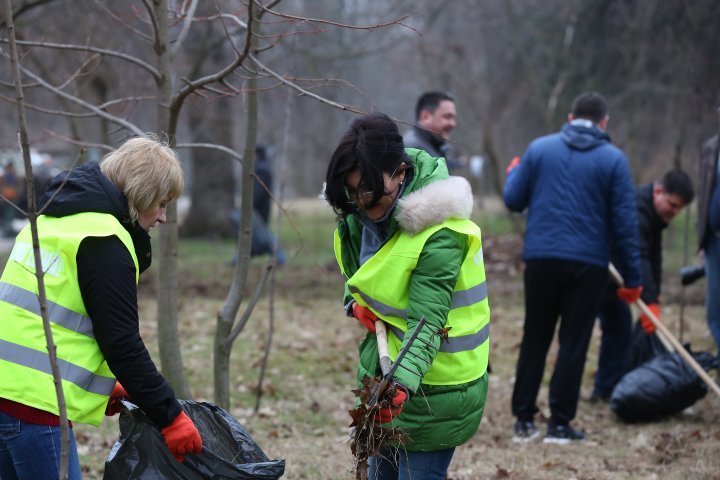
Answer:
[
  {"xmin": 175, "ymin": 142, "xmax": 243, "ymax": 163},
  {"xmin": 0, "ymin": 93, "xmax": 153, "ymax": 117},
  {"xmin": 8, "ymin": 62, "xmax": 145, "ymax": 136},
  {"xmin": 259, "ymin": 4, "xmax": 418, "ymax": 34},
  {"xmin": 0, "ymin": 39, "xmax": 162, "ymax": 79},
  {"xmin": 170, "ymin": 0, "xmax": 198, "ymax": 59},
  {"xmin": 249, "ymin": 53, "xmax": 365, "ymax": 114}
]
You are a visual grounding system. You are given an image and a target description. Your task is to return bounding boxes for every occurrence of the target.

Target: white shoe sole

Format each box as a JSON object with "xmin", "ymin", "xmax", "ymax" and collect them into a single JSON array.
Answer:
[{"xmin": 543, "ymin": 436, "xmax": 583, "ymax": 445}]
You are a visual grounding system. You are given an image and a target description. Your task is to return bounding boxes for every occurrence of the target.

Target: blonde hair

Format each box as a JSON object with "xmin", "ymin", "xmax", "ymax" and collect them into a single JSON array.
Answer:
[{"xmin": 100, "ymin": 135, "xmax": 184, "ymax": 222}]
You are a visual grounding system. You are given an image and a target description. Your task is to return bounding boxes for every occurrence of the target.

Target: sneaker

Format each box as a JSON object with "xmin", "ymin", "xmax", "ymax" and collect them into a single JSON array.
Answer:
[
  {"xmin": 543, "ymin": 424, "xmax": 585, "ymax": 444},
  {"xmin": 512, "ymin": 420, "xmax": 540, "ymax": 443}
]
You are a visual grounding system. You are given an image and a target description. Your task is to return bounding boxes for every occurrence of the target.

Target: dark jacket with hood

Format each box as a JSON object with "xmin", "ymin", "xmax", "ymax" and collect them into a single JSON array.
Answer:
[
  {"xmin": 607, "ymin": 183, "xmax": 666, "ymax": 304},
  {"xmin": 503, "ymin": 120, "xmax": 642, "ymax": 287},
  {"xmin": 39, "ymin": 162, "xmax": 180, "ymax": 427}
]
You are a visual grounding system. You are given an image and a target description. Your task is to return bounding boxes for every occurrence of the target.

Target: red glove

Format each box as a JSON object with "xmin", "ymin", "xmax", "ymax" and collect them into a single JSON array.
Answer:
[
  {"xmin": 161, "ymin": 411, "xmax": 203, "ymax": 462},
  {"xmin": 352, "ymin": 303, "xmax": 377, "ymax": 333},
  {"xmin": 506, "ymin": 156, "xmax": 521, "ymax": 174},
  {"xmin": 639, "ymin": 303, "xmax": 660, "ymax": 334},
  {"xmin": 105, "ymin": 382, "xmax": 128, "ymax": 416},
  {"xmin": 617, "ymin": 286, "xmax": 643, "ymax": 304},
  {"xmin": 374, "ymin": 384, "xmax": 407, "ymax": 424}
]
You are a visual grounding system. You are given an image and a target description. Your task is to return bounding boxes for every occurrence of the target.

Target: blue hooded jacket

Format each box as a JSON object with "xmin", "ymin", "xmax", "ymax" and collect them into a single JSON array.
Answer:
[{"xmin": 503, "ymin": 121, "xmax": 641, "ymax": 287}]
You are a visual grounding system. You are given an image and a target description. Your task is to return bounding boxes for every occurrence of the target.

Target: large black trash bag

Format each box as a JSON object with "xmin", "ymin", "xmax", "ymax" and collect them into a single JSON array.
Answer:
[
  {"xmin": 103, "ymin": 400, "xmax": 285, "ymax": 479},
  {"xmin": 611, "ymin": 350, "xmax": 719, "ymax": 423}
]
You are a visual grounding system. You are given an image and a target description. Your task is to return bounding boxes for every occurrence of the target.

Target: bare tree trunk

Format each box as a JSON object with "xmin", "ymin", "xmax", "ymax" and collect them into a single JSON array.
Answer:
[
  {"xmin": 214, "ymin": 58, "xmax": 258, "ymax": 409},
  {"xmin": 3, "ymin": 1, "xmax": 70, "ymax": 477},
  {"xmin": 153, "ymin": 0, "xmax": 190, "ymax": 399}
]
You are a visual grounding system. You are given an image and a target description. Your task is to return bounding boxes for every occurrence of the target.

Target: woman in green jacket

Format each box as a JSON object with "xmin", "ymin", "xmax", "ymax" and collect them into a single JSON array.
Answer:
[{"xmin": 325, "ymin": 112, "xmax": 490, "ymax": 480}]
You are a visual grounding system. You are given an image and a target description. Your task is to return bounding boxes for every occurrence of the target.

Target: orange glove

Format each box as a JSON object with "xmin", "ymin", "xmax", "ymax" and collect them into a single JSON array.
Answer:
[
  {"xmin": 374, "ymin": 384, "xmax": 407, "ymax": 424},
  {"xmin": 161, "ymin": 411, "xmax": 203, "ymax": 462},
  {"xmin": 617, "ymin": 286, "xmax": 643, "ymax": 304},
  {"xmin": 105, "ymin": 382, "xmax": 129, "ymax": 416},
  {"xmin": 639, "ymin": 303, "xmax": 660, "ymax": 334},
  {"xmin": 352, "ymin": 303, "xmax": 377, "ymax": 333},
  {"xmin": 506, "ymin": 156, "xmax": 521, "ymax": 174}
]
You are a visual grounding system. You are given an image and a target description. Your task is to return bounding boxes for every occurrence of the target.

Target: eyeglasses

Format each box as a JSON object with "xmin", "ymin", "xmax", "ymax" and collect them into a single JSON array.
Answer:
[
  {"xmin": 344, "ymin": 185, "xmax": 375, "ymax": 205},
  {"xmin": 344, "ymin": 166, "xmax": 402, "ymax": 207}
]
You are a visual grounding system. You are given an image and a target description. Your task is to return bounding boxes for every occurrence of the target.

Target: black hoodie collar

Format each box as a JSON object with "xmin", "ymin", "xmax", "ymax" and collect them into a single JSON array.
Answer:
[{"xmin": 40, "ymin": 162, "xmax": 152, "ymax": 273}]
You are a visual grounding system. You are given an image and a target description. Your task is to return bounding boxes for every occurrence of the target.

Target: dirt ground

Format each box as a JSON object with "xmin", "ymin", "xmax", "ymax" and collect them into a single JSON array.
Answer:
[{"xmin": 74, "ymin": 229, "xmax": 720, "ymax": 479}]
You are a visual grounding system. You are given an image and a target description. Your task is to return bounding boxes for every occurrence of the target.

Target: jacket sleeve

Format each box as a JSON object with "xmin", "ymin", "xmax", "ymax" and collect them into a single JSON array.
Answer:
[
  {"xmin": 503, "ymin": 148, "xmax": 533, "ymax": 212},
  {"xmin": 77, "ymin": 235, "xmax": 181, "ymax": 428},
  {"xmin": 393, "ymin": 228, "xmax": 467, "ymax": 392},
  {"xmin": 638, "ymin": 206, "xmax": 660, "ymax": 304},
  {"xmin": 609, "ymin": 156, "xmax": 642, "ymax": 287}
]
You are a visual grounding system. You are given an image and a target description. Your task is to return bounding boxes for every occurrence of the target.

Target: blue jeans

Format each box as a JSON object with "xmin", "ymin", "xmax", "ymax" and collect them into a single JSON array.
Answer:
[
  {"xmin": 706, "ymin": 234, "xmax": 720, "ymax": 355},
  {"xmin": 368, "ymin": 447, "xmax": 455, "ymax": 480},
  {"xmin": 0, "ymin": 410, "xmax": 82, "ymax": 480},
  {"xmin": 594, "ymin": 286, "xmax": 633, "ymax": 398}
]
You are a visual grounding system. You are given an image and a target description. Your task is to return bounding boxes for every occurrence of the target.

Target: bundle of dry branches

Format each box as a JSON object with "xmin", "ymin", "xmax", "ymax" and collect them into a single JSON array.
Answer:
[{"xmin": 348, "ymin": 375, "xmax": 407, "ymax": 480}]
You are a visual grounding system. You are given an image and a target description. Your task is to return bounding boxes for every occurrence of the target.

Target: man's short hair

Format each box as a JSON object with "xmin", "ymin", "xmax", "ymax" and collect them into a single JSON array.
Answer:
[
  {"xmin": 415, "ymin": 91, "xmax": 454, "ymax": 120},
  {"xmin": 659, "ymin": 169, "xmax": 695, "ymax": 204},
  {"xmin": 571, "ymin": 92, "xmax": 609, "ymax": 123}
]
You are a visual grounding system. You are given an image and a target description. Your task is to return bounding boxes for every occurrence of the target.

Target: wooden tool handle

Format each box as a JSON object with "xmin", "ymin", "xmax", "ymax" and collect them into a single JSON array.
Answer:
[{"xmin": 375, "ymin": 320, "xmax": 392, "ymax": 376}]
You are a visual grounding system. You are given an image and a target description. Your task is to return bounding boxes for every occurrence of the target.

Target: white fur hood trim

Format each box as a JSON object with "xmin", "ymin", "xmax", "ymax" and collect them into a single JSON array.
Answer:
[{"xmin": 396, "ymin": 176, "xmax": 474, "ymax": 234}]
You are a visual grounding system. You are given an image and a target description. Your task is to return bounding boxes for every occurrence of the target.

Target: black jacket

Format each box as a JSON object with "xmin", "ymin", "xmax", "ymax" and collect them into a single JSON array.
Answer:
[
  {"xmin": 609, "ymin": 183, "xmax": 666, "ymax": 304},
  {"xmin": 635, "ymin": 183, "xmax": 667, "ymax": 305},
  {"xmin": 40, "ymin": 162, "xmax": 181, "ymax": 428}
]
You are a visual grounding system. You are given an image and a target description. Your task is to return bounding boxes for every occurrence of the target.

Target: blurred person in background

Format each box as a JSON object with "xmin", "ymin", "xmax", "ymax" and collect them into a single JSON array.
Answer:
[
  {"xmin": 696, "ymin": 101, "xmax": 720, "ymax": 356},
  {"xmin": 326, "ymin": 112, "xmax": 490, "ymax": 479},
  {"xmin": 504, "ymin": 92, "xmax": 641, "ymax": 444},
  {"xmin": 0, "ymin": 136, "xmax": 202, "ymax": 479},
  {"xmin": 0, "ymin": 161, "xmax": 20, "ymax": 237},
  {"xmin": 592, "ymin": 169, "xmax": 694, "ymax": 401}
]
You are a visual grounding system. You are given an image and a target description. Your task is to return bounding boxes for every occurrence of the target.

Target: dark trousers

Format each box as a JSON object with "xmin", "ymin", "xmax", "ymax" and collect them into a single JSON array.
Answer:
[
  {"xmin": 593, "ymin": 286, "xmax": 632, "ymax": 398},
  {"xmin": 511, "ymin": 259, "xmax": 607, "ymax": 426}
]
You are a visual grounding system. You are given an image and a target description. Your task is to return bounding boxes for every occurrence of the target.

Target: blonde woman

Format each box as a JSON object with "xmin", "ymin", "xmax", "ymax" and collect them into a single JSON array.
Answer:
[{"xmin": 0, "ymin": 136, "xmax": 202, "ymax": 479}]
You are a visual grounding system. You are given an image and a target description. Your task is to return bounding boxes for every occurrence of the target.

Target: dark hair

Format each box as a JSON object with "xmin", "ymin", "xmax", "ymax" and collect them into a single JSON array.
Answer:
[
  {"xmin": 571, "ymin": 92, "xmax": 609, "ymax": 123},
  {"xmin": 255, "ymin": 145, "xmax": 267, "ymax": 161},
  {"xmin": 659, "ymin": 169, "xmax": 694, "ymax": 204},
  {"xmin": 325, "ymin": 112, "xmax": 409, "ymax": 216},
  {"xmin": 415, "ymin": 91, "xmax": 455, "ymax": 120}
]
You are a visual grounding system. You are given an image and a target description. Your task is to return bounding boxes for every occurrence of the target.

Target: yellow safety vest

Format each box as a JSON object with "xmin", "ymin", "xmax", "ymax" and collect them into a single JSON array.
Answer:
[
  {"xmin": 335, "ymin": 217, "xmax": 490, "ymax": 385},
  {"xmin": 0, "ymin": 212, "xmax": 138, "ymax": 426}
]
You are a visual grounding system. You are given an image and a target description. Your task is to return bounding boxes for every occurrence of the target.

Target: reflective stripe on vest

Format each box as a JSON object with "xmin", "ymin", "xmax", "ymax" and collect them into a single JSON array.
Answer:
[
  {"xmin": 0, "ymin": 339, "xmax": 115, "ymax": 395},
  {"xmin": 336, "ymin": 217, "xmax": 490, "ymax": 385},
  {"xmin": 0, "ymin": 281, "xmax": 94, "ymax": 338},
  {"xmin": 348, "ymin": 281, "xmax": 489, "ymax": 353},
  {"xmin": 0, "ymin": 212, "xmax": 138, "ymax": 426}
]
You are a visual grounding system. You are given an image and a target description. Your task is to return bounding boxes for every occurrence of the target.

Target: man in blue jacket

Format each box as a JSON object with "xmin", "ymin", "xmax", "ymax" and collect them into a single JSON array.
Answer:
[{"xmin": 504, "ymin": 92, "xmax": 642, "ymax": 444}]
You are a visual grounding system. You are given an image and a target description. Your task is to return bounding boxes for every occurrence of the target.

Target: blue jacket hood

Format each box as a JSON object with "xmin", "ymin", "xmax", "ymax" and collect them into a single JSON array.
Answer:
[{"xmin": 560, "ymin": 122, "xmax": 611, "ymax": 151}]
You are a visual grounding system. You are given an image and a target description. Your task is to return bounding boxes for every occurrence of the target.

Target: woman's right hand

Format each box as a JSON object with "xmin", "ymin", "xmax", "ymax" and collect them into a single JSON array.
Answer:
[
  {"xmin": 161, "ymin": 411, "xmax": 203, "ymax": 462},
  {"xmin": 352, "ymin": 303, "xmax": 378, "ymax": 333}
]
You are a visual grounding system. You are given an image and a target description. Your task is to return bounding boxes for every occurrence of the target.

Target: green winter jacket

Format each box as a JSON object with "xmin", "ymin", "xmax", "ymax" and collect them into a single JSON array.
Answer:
[{"xmin": 335, "ymin": 149, "xmax": 489, "ymax": 451}]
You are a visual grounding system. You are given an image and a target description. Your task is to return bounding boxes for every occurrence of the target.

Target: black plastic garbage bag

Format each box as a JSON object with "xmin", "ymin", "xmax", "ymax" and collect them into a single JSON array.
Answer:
[
  {"xmin": 629, "ymin": 320, "xmax": 669, "ymax": 371},
  {"xmin": 104, "ymin": 400, "xmax": 285, "ymax": 479},
  {"xmin": 611, "ymin": 350, "xmax": 718, "ymax": 423}
]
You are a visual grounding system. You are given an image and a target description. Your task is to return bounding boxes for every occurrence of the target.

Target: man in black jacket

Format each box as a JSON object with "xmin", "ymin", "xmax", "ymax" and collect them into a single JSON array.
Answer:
[
  {"xmin": 403, "ymin": 91, "xmax": 465, "ymax": 172},
  {"xmin": 592, "ymin": 169, "xmax": 694, "ymax": 401}
]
